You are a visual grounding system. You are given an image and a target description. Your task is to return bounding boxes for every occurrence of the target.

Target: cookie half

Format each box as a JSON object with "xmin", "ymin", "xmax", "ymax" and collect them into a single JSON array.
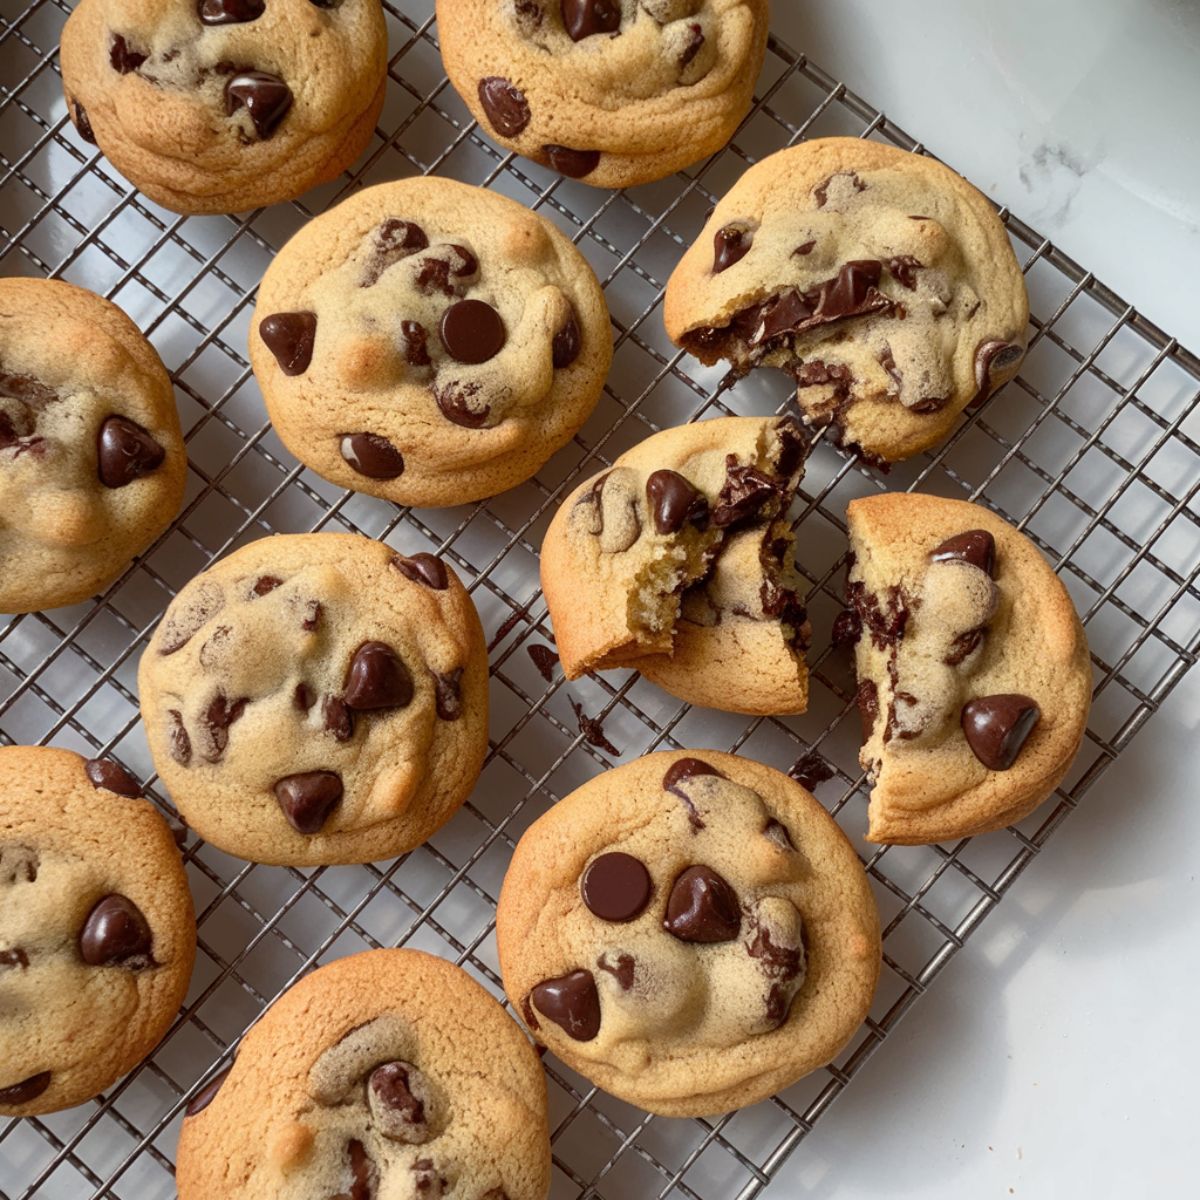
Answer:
[
  {"xmin": 664, "ymin": 138, "xmax": 1030, "ymax": 463},
  {"xmin": 496, "ymin": 750, "xmax": 881, "ymax": 1116},
  {"xmin": 844, "ymin": 492, "xmax": 1091, "ymax": 844},
  {"xmin": 541, "ymin": 415, "xmax": 810, "ymax": 715},
  {"xmin": 175, "ymin": 949, "xmax": 550, "ymax": 1199},
  {"xmin": 438, "ymin": 0, "xmax": 770, "ymax": 189},
  {"xmin": 251, "ymin": 177, "xmax": 612, "ymax": 507},
  {"xmin": 60, "ymin": 0, "xmax": 387, "ymax": 214},
  {"xmin": 137, "ymin": 534, "xmax": 488, "ymax": 866},
  {"xmin": 0, "ymin": 277, "xmax": 186, "ymax": 613},
  {"xmin": 0, "ymin": 746, "xmax": 196, "ymax": 1116}
]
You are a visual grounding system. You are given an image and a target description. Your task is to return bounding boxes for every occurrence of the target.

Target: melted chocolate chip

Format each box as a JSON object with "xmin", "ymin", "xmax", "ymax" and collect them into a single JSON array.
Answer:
[
  {"xmin": 342, "ymin": 642, "xmax": 413, "ymax": 711},
  {"xmin": 294, "ymin": 682, "xmax": 315, "ymax": 711},
  {"xmin": 225, "ymin": 71, "xmax": 292, "ymax": 139},
  {"xmin": 562, "ymin": 0, "xmax": 621, "ymax": 40},
  {"xmin": 361, "ymin": 219, "xmax": 429, "ymax": 287},
  {"xmin": 478, "ymin": 76, "xmax": 531, "ymax": 136},
  {"xmin": 433, "ymin": 379, "xmax": 491, "ymax": 428},
  {"xmin": 944, "ymin": 627, "xmax": 987, "ymax": 667},
  {"xmin": 322, "ymin": 695, "xmax": 355, "ymax": 741},
  {"xmin": 0, "ymin": 948, "xmax": 30, "ymax": 969},
  {"xmin": 433, "ymin": 668, "xmax": 463, "ymax": 720},
  {"xmin": 831, "ymin": 608, "xmax": 862, "ymax": 648},
  {"xmin": 789, "ymin": 751, "xmax": 834, "ymax": 791},
  {"xmin": 930, "ymin": 529, "xmax": 996, "ymax": 576},
  {"xmin": 168, "ymin": 710, "xmax": 192, "ymax": 765},
  {"xmin": 713, "ymin": 225, "xmax": 752, "ymax": 273},
  {"xmin": 71, "ymin": 99, "xmax": 96, "ymax": 143},
  {"xmin": 97, "ymin": 416, "xmax": 165, "ymax": 487},
  {"xmin": 199, "ymin": 0, "xmax": 265, "ymax": 23},
  {"xmin": 0, "ymin": 1072, "xmax": 52, "ymax": 1106},
  {"xmin": 341, "ymin": 1139, "xmax": 375, "ymax": 1200},
  {"xmin": 201, "ymin": 692, "xmax": 248, "ymax": 762},
  {"xmin": 543, "ymin": 144, "xmax": 601, "ymax": 178},
  {"xmin": 711, "ymin": 457, "xmax": 779, "ymax": 528},
  {"xmin": 109, "ymin": 34, "xmax": 147, "ymax": 74},
  {"xmin": 79, "ymin": 894, "xmax": 153, "ymax": 967},
  {"xmin": 569, "ymin": 698, "xmax": 619, "ymax": 755},
  {"xmin": 252, "ymin": 575, "xmax": 282, "ymax": 596},
  {"xmin": 855, "ymin": 678, "xmax": 879, "ymax": 740},
  {"xmin": 391, "ymin": 552, "xmax": 449, "ymax": 590},
  {"xmin": 415, "ymin": 246, "xmax": 477, "ymax": 297},
  {"xmin": 887, "ymin": 255, "xmax": 922, "ymax": 289},
  {"xmin": 679, "ymin": 22, "xmax": 704, "ymax": 66},
  {"xmin": 185, "ymin": 1065, "xmax": 231, "ymax": 1116},
  {"xmin": 401, "ymin": 320, "xmax": 431, "ymax": 367},
  {"xmin": 340, "ymin": 432, "xmax": 405, "ymax": 479},
  {"xmin": 259, "ymin": 312, "xmax": 316, "ymax": 376},
  {"xmin": 530, "ymin": 969, "xmax": 601, "ymax": 1040},
  {"xmin": 848, "ymin": 580, "xmax": 909, "ymax": 650},
  {"xmin": 645, "ymin": 469, "xmax": 708, "ymax": 534},
  {"xmin": 753, "ymin": 260, "xmax": 893, "ymax": 347},
  {"xmin": 581, "ymin": 852, "xmax": 653, "ymax": 922},
  {"xmin": 974, "ymin": 339, "xmax": 1024, "ymax": 401},
  {"xmin": 961, "ymin": 694, "xmax": 1040, "ymax": 770},
  {"xmin": 274, "ymin": 771, "xmax": 343, "ymax": 834},
  {"xmin": 528, "ymin": 643, "xmax": 559, "ymax": 681},
  {"xmin": 84, "ymin": 757, "xmax": 141, "ymax": 797},
  {"xmin": 793, "ymin": 239, "xmax": 816, "ymax": 256},
  {"xmin": 596, "ymin": 952, "xmax": 635, "ymax": 990},
  {"xmin": 663, "ymin": 865, "xmax": 741, "ymax": 943},
  {"xmin": 662, "ymin": 757, "xmax": 722, "ymax": 831},
  {"xmin": 411, "ymin": 1158, "xmax": 447, "ymax": 1197},
  {"xmin": 763, "ymin": 818, "xmax": 795, "ymax": 851},
  {"xmin": 438, "ymin": 299, "xmax": 506, "ymax": 364},
  {"xmin": 552, "ymin": 308, "xmax": 582, "ymax": 369},
  {"xmin": 368, "ymin": 1062, "xmax": 430, "ymax": 1143}
]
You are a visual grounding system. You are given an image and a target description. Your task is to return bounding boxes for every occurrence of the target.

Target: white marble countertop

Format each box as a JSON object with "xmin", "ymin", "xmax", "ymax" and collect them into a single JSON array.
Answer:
[{"xmin": 763, "ymin": 2, "xmax": 1200, "ymax": 1195}]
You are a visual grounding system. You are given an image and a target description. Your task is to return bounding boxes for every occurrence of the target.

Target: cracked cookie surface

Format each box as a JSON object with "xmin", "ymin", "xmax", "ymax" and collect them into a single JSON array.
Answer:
[
  {"xmin": 664, "ymin": 139, "xmax": 1030, "ymax": 463},
  {"xmin": 251, "ymin": 177, "xmax": 611, "ymax": 507},
  {"xmin": 496, "ymin": 750, "xmax": 880, "ymax": 1116},
  {"xmin": 60, "ymin": 0, "xmax": 387, "ymax": 214},
  {"xmin": 138, "ymin": 533, "xmax": 488, "ymax": 865},
  {"xmin": 0, "ymin": 746, "xmax": 195, "ymax": 1116}
]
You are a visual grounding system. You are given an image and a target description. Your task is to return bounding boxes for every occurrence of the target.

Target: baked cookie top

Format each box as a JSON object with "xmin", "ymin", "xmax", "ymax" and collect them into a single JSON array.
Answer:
[
  {"xmin": 251, "ymin": 177, "xmax": 612, "ymax": 508},
  {"xmin": 437, "ymin": 0, "xmax": 770, "ymax": 189},
  {"xmin": 59, "ymin": 0, "xmax": 387, "ymax": 213},
  {"xmin": 844, "ymin": 492, "xmax": 1092, "ymax": 844},
  {"xmin": 0, "ymin": 746, "xmax": 195, "ymax": 1117},
  {"xmin": 496, "ymin": 750, "xmax": 880, "ymax": 1116},
  {"xmin": 541, "ymin": 415, "xmax": 811, "ymax": 715},
  {"xmin": 664, "ymin": 139, "xmax": 1030, "ymax": 463},
  {"xmin": 0, "ymin": 277, "xmax": 186, "ymax": 614},
  {"xmin": 175, "ymin": 949, "xmax": 551, "ymax": 1200},
  {"xmin": 137, "ymin": 533, "xmax": 489, "ymax": 866}
]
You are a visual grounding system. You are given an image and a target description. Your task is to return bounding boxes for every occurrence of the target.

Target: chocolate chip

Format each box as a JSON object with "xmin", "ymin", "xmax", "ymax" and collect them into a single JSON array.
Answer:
[
  {"xmin": 294, "ymin": 682, "xmax": 315, "ymax": 711},
  {"xmin": 401, "ymin": 320, "xmax": 431, "ymax": 367},
  {"xmin": 392, "ymin": 553, "xmax": 449, "ymax": 590},
  {"xmin": 961, "ymin": 694, "xmax": 1040, "ymax": 770},
  {"xmin": 96, "ymin": 415, "xmax": 165, "ymax": 487},
  {"xmin": 322, "ymin": 695, "xmax": 355, "ymax": 741},
  {"xmin": 543, "ymin": 144, "xmax": 601, "ymax": 178},
  {"xmin": 789, "ymin": 751, "xmax": 834, "ymax": 791},
  {"xmin": 581, "ymin": 852, "xmax": 653, "ymax": 922},
  {"xmin": 259, "ymin": 312, "xmax": 316, "ymax": 375},
  {"xmin": 185, "ymin": 1065, "xmax": 231, "ymax": 1116},
  {"xmin": 252, "ymin": 575, "xmax": 282, "ymax": 596},
  {"xmin": 713, "ymin": 225, "xmax": 752, "ymax": 273},
  {"xmin": 530, "ymin": 969, "xmax": 601, "ymax": 1040},
  {"xmin": 198, "ymin": 0, "xmax": 265, "ymax": 23},
  {"xmin": 433, "ymin": 379, "xmax": 491, "ymax": 428},
  {"xmin": 763, "ymin": 818, "xmax": 795, "ymax": 851},
  {"xmin": 438, "ymin": 299, "xmax": 506, "ymax": 365},
  {"xmin": 944, "ymin": 627, "xmax": 986, "ymax": 667},
  {"xmin": 755, "ymin": 260, "xmax": 893, "ymax": 347},
  {"xmin": 367, "ymin": 1061, "xmax": 431, "ymax": 1143},
  {"xmin": 930, "ymin": 529, "xmax": 996, "ymax": 576},
  {"xmin": 813, "ymin": 170, "xmax": 866, "ymax": 208},
  {"xmin": 527, "ymin": 643, "xmax": 558, "ymax": 681},
  {"xmin": 562, "ymin": 0, "xmax": 621, "ymax": 40},
  {"xmin": 831, "ymin": 608, "xmax": 861, "ymax": 648},
  {"xmin": 679, "ymin": 22, "xmax": 704, "ymax": 66},
  {"xmin": 201, "ymin": 692, "xmax": 248, "ymax": 762},
  {"xmin": 415, "ymin": 246, "xmax": 478, "ymax": 297},
  {"xmin": 478, "ymin": 76, "xmax": 531, "ymax": 136},
  {"xmin": 225, "ymin": 70, "xmax": 292, "ymax": 139},
  {"xmin": 411, "ymin": 1158, "xmax": 447, "ymax": 1197},
  {"xmin": 79, "ymin": 894, "xmax": 153, "ymax": 967},
  {"xmin": 645, "ymin": 469, "xmax": 709, "ymax": 535},
  {"xmin": 887, "ymin": 255, "xmax": 922, "ymax": 289},
  {"xmin": 794, "ymin": 239, "xmax": 816, "ymax": 256},
  {"xmin": 662, "ymin": 756, "xmax": 722, "ymax": 831},
  {"xmin": 342, "ymin": 1139, "xmax": 376, "ymax": 1200},
  {"xmin": 361, "ymin": 219, "xmax": 429, "ymax": 287},
  {"xmin": 711, "ymin": 457, "xmax": 779, "ymax": 528},
  {"xmin": 552, "ymin": 307, "xmax": 582, "ymax": 368},
  {"xmin": 596, "ymin": 951, "xmax": 635, "ymax": 990},
  {"xmin": 663, "ymin": 865, "xmax": 741, "ymax": 943},
  {"xmin": 974, "ymin": 339, "xmax": 1024, "ymax": 401},
  {"xmin": 167, "ymin": 710, "xmax": 192, "ymax": 765},
  {"xmin": 301, "ymin": 599, "xmax": 322, "ymax": 632},
  {"xmin": 433, "ymin": 668, "xmax": 463, "ymax": 720},
  {"xmin": 855, "ymin": 678, "xmax": 879, "ymax": 740},
  {"xmin": 0, "ymin": 948, "xmax": 30, "ymax": 969},
  {"xmin": 0, "ymin": 1072, "xmax": 51, "ymax": 1106},
  {"xmin": 84, "ymin": 757, "xmax": 141, "ymax": 797},
  {"xmin": 343, "ymin": 641, "xmax": 413, "ymax": 710},
  {"xmin": 71, "ymin": 99, "xmax": 96, "ymax": 143},
  {"xmin": 848, "ymin": 581, "xmax": 909, "ymax": 650},
  {"xmin": 274, "ymin": 771, "xmax": 343, "ymax": 834},
  {"xmin": 109, "ymin": 34, "xmax": 147, "ymax": 74},
  {"xmin": 340, "ymin": 432, "xmax": 405, "ymax": 479}
]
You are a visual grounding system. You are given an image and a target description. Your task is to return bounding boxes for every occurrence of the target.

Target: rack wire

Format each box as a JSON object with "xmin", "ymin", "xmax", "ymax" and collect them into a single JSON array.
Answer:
[{"xmin": 2, "ymin": 1, "xmax": 1199, "ymax": 1197}]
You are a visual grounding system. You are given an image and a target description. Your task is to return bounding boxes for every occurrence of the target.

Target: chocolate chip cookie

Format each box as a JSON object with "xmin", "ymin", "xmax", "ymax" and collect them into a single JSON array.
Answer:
[
  {"xmin": 59, "ymin": 0, "xmax": 387, "ymax": 214},
  {"xmin": 438, "ymin": 0, "xmax": 770, "ymax": 189},
  {"xmin": 250, "ymin": 177, "xmax": 611, "ymax": 507},
  {"xmin": 0, "ymin": 277, "xmax": 186, "ymax": 614},
  {"xmin": 843, "ymin": 492, "xmax": 1091, "ymax": 844},
  {"xmin": 664, "ymin": 138, "xmax": 1030, "ymax": 463},
  {"xmin": 137, "ymin": 534, "xmax": 489, "ymax": 866},
  {"xmin": 175, "ymin": 948, "xmax": 551, "ymax": 1199},
  {"xmin": 496, "ymin": 750, "xmax": 880, "ymax": 1116},
  {"xmin": 0, "ymin": 745, "xmax": 196, "ymax": 1116},
  {"xmin": 541, "ymin": 415, "xmax": 811, "ymax": 715}
]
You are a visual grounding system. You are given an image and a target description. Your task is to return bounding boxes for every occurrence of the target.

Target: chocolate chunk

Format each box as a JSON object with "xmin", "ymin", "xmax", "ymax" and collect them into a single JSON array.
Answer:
[
  {"xmin": 367, "ymin": 1061, "xmax": 431, "ymax": 1144},
  {"xmin": 763, "ymin": 818, "xmax": 795, "ymax": 851},
  {"xmin": 252, "ymin": 575, "xmax": 283, "ymax": 596},
  {"xmin": 433, "ymin": 668, "xmax": 463, "ymax": 720},
  {"xmin": 199, "ymin": 0, "xmax": 265, "ymax": 23},
  {"xmin": 167, "ymin": 710, "xmax": 191, "ymax": 765},
  {"xmin": 552, "ymin": 308, "xmax": 582, "ymax": 369},
  {"xmin": 340, "ymin": 432, "xmax": 405, "ymax": 479},
  {"xmin": 581, "ymin": 852, "xmax": 653, "ymax": 923},
  {"xmin": 391, "ymin": 552, "xmax": 449, "ymax": 590},
  {"xmin": 530, "ymin": 969, "xmax": 601, "ymax": 1040},
  {"xmin": 543, "ymin": 144, "xmax": 601, "ymax": 178},
  {"xmin": 596, "ymin": 952, "xmax": 635, "ymax": 990},
  {"xmin": 562, "ymin": 0, "xmax": 621, "ymax": 40},
  {"xmin": 259, "ymin": 312, "xmax": 316, "ymax": 375},
  {"xmin": 711, "ymin": 457, "xmax": 779, "ymax": 528},
  {"xmin": 294, "ymin": 682, "xmax": 315, "ymax": 711},
  {"xmin": 71, "ymin": 99, "xmax": 96, "ymax": 143},
  {"xmin": 0, "ymin": 1072, "xmax": 51, "ymax": 1106},
  {"xmin": 438, "ymin": 299, "xmax": 506, "ymax": 365},
  {"xmin": 109, "ymin": 34, "xmax": 147, "ymax": 74},
  {"xmin": 663, "ymin": 864, "xmax": 741, "ymax": 943},
  {"xmin": 84, "ymin": 757, "xmax": 141, "ymax": 797},
  {"xmin": 789, "ymin": 751, "xmax": 834, "ymax": 791},
  {"xmin": 974, "ymin": 339, "xmax": 1024, "ymax": 401},
  {"xmin": 528, "ymin": 643, "xmax": 558, "ymax": 681},
  {"xmin": 433, "ymin": 380, "xmax": 491, "ymax": 428},
  {"xmin": 322, "ymin": 695, "xmax": 354, "ymax": 741},
  {"xmin": 813, "ymin": 171, "xmax": 865, "ymax": 207},
  {"xmin": 361, "ymin": 219, "xmax": 429, "ymax": 286},
  {"xmin": 79, "ymin": 894, "xmax": 153, "ymax": 967},
  {"xmin": 855, "ymin": 678, "xmax": 878, "ymax": 740},
  {"xmin": 569, "ymin": 698, "xmax": 619, "ymax": 755},
  {"xmin": 944, "ymin": 627, "xmax": 986, "ymax": 667},
  {"xmin": 341, "ymin": 1139, "xmax": 375, "ymax": 1200},
  {"xmin": 96, "ymin": 415, "xmax": 165, "ymax": 487},
  {"xmin": 201, "ymin": 692, "xmax": 248, "ymax": 762},
  {"xmin": 662, "ymin": 757, "xmax": 722, "ymax": 832},
  {"xmin": 343, "ymin": 641, "xmax": 413, "ymax": 710},
  {"xmin": 713, "ymin": 225, "xmax": 752, "ymax": 273},
  {"xmin": 478, "ymin": 76, "xmax": 531, "ymax": 136},
  {"xmin": 831, "ymin": 608, "xmax": 862, "ymax": 648},
  {"xmin": 679, "ymin": 22, "xmax": 704, "ymax": 66},
  {"xmin": 185, "ymin": 1065, "xmax": 231, "ymax": 1116},
  {"xmin": 887, "ymin": 255, "xmax": 922, "ymax": 289},
  {"xmin": 401, "ymin": 320, "xmax": 431, "ymax": 367},
  {"xmin": 930, "ymin": 529, "xmax": 996, "ymax": 576},
  {"xmin": 0, "ymin": 948, "xmax": 30, "ymax": 969},
  {"xmin": 645, "ymin": 469, "xmax": 708, "ymax": 535},
  {"xmin": 274, "ymin": 771, "xmax": 343, "ymax": 834},
  {"xmin": 225, "ymin": 71, "xmax": 292, "ymax": 139},
  {"xmin": 961, "ymin": 694, "xmax": 1040, "ymax": 770}
]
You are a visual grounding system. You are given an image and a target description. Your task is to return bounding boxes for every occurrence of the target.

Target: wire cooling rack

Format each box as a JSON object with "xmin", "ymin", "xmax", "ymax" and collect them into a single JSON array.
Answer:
[{"xmin": 3, "ymin": 1, "xmax": 1200, "ymax": 1197}]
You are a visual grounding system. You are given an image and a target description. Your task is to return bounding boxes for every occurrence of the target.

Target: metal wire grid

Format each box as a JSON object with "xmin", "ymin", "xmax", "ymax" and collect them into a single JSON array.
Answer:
[{"xmin": 1, "ymin": 0, "xmax": 1198, "ymax": 1196}]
